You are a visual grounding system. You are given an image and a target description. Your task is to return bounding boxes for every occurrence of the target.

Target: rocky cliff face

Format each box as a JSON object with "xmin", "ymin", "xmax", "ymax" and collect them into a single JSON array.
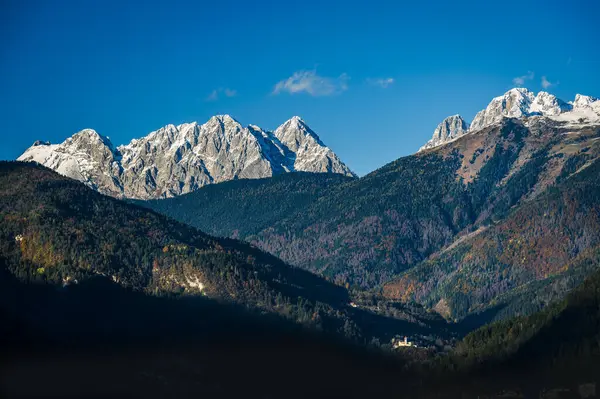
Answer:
[
  {"xmin": 419, "ymin": 115, "xmax": 470, "ymax": 151},
  {"xmin": 18, "ymin": 115, "xmax": 355, "ymax": 199},
  {"xmin": 274, "ymin": 116, "xmax": 351, "ymax": 175}
]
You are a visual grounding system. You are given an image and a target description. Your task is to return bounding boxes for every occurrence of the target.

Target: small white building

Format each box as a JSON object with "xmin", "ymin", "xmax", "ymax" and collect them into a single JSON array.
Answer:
[{"xmin": 392, "ymin": 336, "xmax": 414, "ymax": 348}]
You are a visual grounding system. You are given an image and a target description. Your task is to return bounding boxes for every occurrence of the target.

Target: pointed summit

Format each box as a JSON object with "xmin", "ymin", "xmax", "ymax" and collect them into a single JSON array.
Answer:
[
  {"xmin": 206, "ymin": 114, "xmax": 241, "ymax": 129},
  {"xmin": 275, "ymin": 116, "xmax": 324, "ymax": 150},
  {"xmin": 288, "ymin": 115, "xmax": 305, "ymax": 124},
  {"xmin": 530, "ymin": 91, "xmax": 571, "ymax": 115},
  {"xmin": 470, "ymin": 88, "xmax": 536, "ymax": 131},
  {"xmin": 62, "ymin": 128, "xmax": 116, "ymax": 152},
  {"xmin": 273, "ymin": 117, "xmax": 354, "ymax": 177},
  {"xmin": 419, "ymin": 115, "xmax": 469, "ymax": 152},
  {"xmin": 213, "ymin": 114, "xmax": 239, "ymax": 123},
  {"xmin": 572, "ymin": 94, "xmax": 600, "ymax": 109}
]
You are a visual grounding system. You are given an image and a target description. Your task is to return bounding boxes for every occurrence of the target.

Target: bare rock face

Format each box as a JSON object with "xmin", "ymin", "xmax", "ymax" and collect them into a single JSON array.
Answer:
[
  {"xmin": 419, "ymin": 115, "xmax": 470, "ymax": 151},
  {"xmin": 17, "ymin": 129, "xmax": 124, "ymax": 197},
  {"xmin": 18, "ymin": 115, "xmax": 355, "ymax": 199},
  {"xmin": 419, "ymin": 88, "xmax": 600, "ymax": 152},
  {"xmin": 274, "ymin": 116, "xmax": 352, "ymax": 175}
]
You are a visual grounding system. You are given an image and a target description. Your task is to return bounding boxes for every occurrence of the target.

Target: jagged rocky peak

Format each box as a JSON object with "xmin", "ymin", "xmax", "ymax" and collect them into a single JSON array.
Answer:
[
  {"xmin": 420, "ymin": 88, "xmax": 600, "ymax": 152},
  {"xmin": 205, "ymin": 114, "xmax": 242, "ymax": 130},
  {"xmin": 419, "ymin": 115, "xmax": 469, "ymax": 151},
  {"xmin": 64, "ymin": 128, "xmax": 116, "ymax": 151},
  {"xmin": 18, "ymin": 115, "xmax": 355, "ymax": 199},
  {"xmin": 470, "ymin": 88, "xmax": 535, "ymax": 131},
  {"xmin": 274, "ymin": 116, "xmax": 355, "ymax": 176},
  {"xmin": 275, "ymin": 116, "xmax": 325, "ymax": 151},
  {"xmin": 211, "ymin": 114, "xmax": 239, "ymax": 123},
  {"xmin": 572, "ymin": 94, "xmax": 600, "ymax": 109},
  {"xmin": 530, "ymin": 91, "xmax": 571, "ymax": 115}
]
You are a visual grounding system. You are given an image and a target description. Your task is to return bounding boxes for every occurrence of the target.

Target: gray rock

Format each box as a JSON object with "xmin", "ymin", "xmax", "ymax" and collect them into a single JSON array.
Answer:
[{"xmin": 18, "ymin": 115, "xmax": 354, "ymax": 199}]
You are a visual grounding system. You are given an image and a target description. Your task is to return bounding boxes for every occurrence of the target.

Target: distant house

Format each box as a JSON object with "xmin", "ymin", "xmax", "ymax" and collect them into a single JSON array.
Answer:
[
  {"xmin": 392, "ymin": 336, "xmax": 414, "ymax": 348},
  {"xmin": 14, "ymin": 234, "xmax": 24, "ymax": 243},
  {"xmin": 349, "ymin": 302, "xmax": 358, "ymax": 308}
]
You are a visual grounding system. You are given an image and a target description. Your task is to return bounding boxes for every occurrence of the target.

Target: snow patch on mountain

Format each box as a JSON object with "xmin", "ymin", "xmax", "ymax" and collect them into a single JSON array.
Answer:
[{"xmin": 419, "ymin": 89, "xmax": 600, "ymax": 152}]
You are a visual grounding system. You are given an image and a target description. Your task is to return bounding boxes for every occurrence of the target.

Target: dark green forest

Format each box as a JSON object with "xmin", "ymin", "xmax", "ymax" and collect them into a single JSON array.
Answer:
[
  {"xmin": 1, "ymin": 161, "xmax": 600, "ymax": 397},
  {"xmin": 0, "ymin": 161, "xmax": 453, "ymax": 347},
  {"xmin": 142, "ymin": 119, "xmax": 600, "ymax": 323}
]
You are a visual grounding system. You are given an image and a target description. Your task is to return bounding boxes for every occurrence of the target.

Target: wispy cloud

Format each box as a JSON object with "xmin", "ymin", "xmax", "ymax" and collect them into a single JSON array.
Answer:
[
  {"xmin": 366, "ymin": 77, "xmax": 395, "ymax": 88},
  {"xmin": 206, "ymin": 87, "xmax": 237, "ymax": 102},
  {"xmin": 512, "ymin": 71, "xmax": 534, "ymax": 87},
  {"xmin": 272, "ymin": 70, "xmax": 349, "ymax": 96},
  {"xmin": 541, "ymin": 76, "xmax": 558, "ymax": 89},
  {"xmin": 567, "ymin": 56, "xmax": 572, "ymax": 66}
]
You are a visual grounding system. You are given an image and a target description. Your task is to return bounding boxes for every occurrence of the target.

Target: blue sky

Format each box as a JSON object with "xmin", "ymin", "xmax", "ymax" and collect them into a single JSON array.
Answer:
[{"xmin": 1, "ymin": 0, "xmax": 599, "ymax": 175}]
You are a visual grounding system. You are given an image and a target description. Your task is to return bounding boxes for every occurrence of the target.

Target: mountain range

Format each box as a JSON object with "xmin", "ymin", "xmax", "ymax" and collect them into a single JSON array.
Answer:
[
  {"xmin": 5, "ymin": 87, "xmax": 600, "ymax": 397},
  {"xmin": 419, "ymin": 88, "xmax": 600, "ymax": 151},
  {"xmin": 18, "ymin": 115, "xmax": 354, "ymax": 199},
  {"xmin": 139, "ymin": 87, "xmax": 600, "ymax": 325},
  {"xmin": 2, "ymin": 163, "xmax": 599, "ymax": 398}
]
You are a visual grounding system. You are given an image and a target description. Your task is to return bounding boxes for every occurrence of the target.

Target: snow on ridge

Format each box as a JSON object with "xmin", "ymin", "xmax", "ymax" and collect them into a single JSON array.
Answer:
[
  {"xmin": 419, "ymin": 88, "xmax": 600, "ymax": 152},
  {"xmin": 18, "ymin": 115, "xmax": 355, "ymax": 199}
]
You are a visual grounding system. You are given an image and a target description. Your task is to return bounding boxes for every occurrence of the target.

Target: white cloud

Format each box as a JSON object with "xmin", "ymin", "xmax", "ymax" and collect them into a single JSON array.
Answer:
[
  {"xmin": 367, "ymin": 77, "xmax": 395, "ymax": 88},
  {"xmin": 272, "ymin": 70, "xmax": 349, "ymax": 96},
  {"xmin": 206, "ymin": 90, "xmax": 219, "ymax": 101},
  {"xmin": 512, "ymin": 71, "xmax": 534, "ymax": 86},
  {"xmin": 541, "ymin": 76, "xmax": 557, "ymax": 89},
  {"xmin": 223, "ymin": 88, "xmax": 237, "ymax": 97},
  {"xmin": 206, "ymin": 87, "xmax": 237, "ymax": 101}
]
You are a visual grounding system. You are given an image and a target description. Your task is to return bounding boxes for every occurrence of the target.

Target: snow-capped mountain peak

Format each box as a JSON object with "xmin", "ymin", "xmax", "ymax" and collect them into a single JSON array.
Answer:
[
  {"xmin": 275, "ymin": 116, "xmax": 325, "ymax": 149},
  {"xmin": 273, "ymin": 116, "xmax": 353, "ymax": 176},
  {"xmin": 469, "ymin": 87, "xmax": 535, "ymax": 131},
  {"xmin": 529, "ymin": 91, "xmax": 571, "ymax": 115},
  {"xmin": 572, "ymin": 94, "xmax": 600, "ymax": 109},
  {"xmin": 19, "ymin": 115, "xmax": 355, "ymax": 199},
  {"xmin": 419, "ymin": 88, "xmax": 600, "ymax": 152},
  {"xmin": 65, "ymin": 128, "xmax": 115, "ymax": 150},
  {"xmin": 207, "ymin": 114, "xmax": 240, "ymax": 126}
]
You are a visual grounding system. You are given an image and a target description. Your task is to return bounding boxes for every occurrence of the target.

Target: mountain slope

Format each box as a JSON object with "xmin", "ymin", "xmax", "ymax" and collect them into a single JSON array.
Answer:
[
  {"xmin": 443, "ymin": 265, "xmax": 600, "ymax": 395},
  {"xmin": 18, "ymin": 115, "xmax": 354, "ymax": 199},
  {"xmin": 138, "ymin": 172, "xmax": 355, "ymax": 239},
  {"xmin": 0, "ymin": 161, "xmax": 447, "ymax": 344},
  {"xmin": 407, "ymin": 266, "xmax": 600, "ymax": 398},
  {"xmin": 0, "ymin": 256, "xmax": 415, "ymax": 399},
  {"xmin": 384, "ymin": 156, "xmax": 600, "ymax": 321},
  {"xmin": 144, "ymin": 114, "xmax": 600, "ymax": 326}
]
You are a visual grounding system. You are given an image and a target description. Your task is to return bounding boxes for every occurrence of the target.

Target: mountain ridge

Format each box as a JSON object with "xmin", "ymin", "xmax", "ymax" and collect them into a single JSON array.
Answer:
[
  {"xmin": 18, "ymin": 115, "xmax": 355, "ymax": 199},
  {"xmin": 142, "ymin": 113, "xmax": 600, "ymax": 324},
  {"xmin": 420, "ymin": 88, "xmax": 600, "ymax": 151}
]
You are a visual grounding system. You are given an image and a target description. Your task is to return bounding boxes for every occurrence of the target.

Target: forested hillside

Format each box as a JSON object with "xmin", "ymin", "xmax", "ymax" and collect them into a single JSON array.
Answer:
[
  {"xmin": 0, "ymin": 161, "xmax": 449, "ymax": 345},
  {"xmin": 138, "ymin": 172, "xmax": 354, "ymax": 239},
  {"xmin": 0, "ymin": 257, "xmax": 417, "ymax": 399},
  {"xmin": 2, "ymin": 156, "xmax": 599, "ymax": 397},
  {"xmin": 384, "ymin": 157, "xmax": 600, "ymax": 321},
  {"xmin": 413, "ymin": 265, "xmax": 600, "ymax": 398},
  {"xmin": 143, "ymin": 119, "xmax": 600, "ymax": 324}
]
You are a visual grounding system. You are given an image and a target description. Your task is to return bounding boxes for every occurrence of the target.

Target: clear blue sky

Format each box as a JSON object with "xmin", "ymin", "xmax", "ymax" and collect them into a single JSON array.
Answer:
[{"xmin": 1, "ymin": 0, "xmax": 599, "ymax": 175}]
